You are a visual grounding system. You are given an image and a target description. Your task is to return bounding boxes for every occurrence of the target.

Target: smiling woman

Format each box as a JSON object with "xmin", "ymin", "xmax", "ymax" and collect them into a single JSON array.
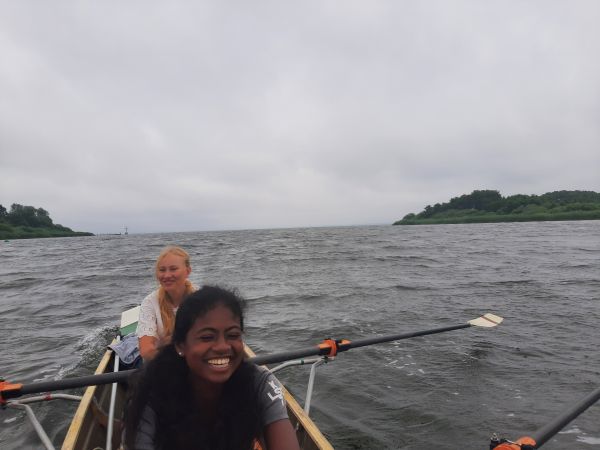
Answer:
[
  {"xmin": 175, "ymin": 303, "xmax": 245, "ymax": 387},
  {"xmin": 137, "ymin": 246, "xmax": 198, "ymax": 361},
  {"xmin": 123, "ymin": 286, "xmax": 300, "ymax": 450}
]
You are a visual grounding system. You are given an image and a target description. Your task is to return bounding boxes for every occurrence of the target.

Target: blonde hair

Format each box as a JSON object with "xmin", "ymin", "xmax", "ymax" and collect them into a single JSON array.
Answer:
[{"xmin": 155, "ymin": 246, "xmax": 195, "ymax": 339}]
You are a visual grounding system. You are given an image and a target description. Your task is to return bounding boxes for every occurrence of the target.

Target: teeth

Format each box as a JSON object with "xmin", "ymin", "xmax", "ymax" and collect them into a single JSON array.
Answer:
[{"xmin": 208, "ymin": 358, "xmax": 230, "ymax": 366}]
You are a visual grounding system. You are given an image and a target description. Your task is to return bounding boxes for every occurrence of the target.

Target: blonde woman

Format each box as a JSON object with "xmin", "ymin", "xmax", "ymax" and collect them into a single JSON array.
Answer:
[{"xmin": 137, "ymin": 246, "xmax": 197, "ymax": 361}]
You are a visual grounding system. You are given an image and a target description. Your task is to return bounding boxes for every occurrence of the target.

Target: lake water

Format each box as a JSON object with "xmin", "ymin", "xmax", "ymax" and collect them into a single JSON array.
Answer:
[{"xmin": 1, "ymin": 221, "xmax": 599, "ymax": 449}]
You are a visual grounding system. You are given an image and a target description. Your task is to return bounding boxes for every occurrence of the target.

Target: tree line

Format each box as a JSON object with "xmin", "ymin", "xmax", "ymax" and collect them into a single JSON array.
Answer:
[
  {"xmin": 395, "ymin": 190, "xmax": 600, "ymax": 225},
  {"xmin": 0, "ymin": 203, "xmax": 93, "ymax": 239},
  {"xmin": 0, "ymin": 203, "xmax": 57, "ymax": 228}
]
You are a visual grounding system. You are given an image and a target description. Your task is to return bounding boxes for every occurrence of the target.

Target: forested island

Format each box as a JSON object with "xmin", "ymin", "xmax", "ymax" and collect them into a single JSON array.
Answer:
[
  {"xmin": 0, "ymin": 203, "xmax": 94, "ymax": 239},
  {"xmin": 394, "ymin": 190, "xmax": 600, "ymax": 225}
]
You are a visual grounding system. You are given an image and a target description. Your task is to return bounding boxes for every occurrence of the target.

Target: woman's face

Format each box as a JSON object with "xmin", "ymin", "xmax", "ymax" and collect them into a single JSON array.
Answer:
[
  {"xmin": 176, "ymin": 304, "xmax": 244, "ymax": 387},
  {"xmin": 156, "ymin": 253, "xmax": 191, "ymax": 294}
]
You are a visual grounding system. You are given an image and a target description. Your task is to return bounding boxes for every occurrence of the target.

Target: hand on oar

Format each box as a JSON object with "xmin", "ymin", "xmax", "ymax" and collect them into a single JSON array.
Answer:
[
  {"xmin": 0, "ymin": 313, "xmax": 503, "ymax": 401},
  {"xmin": 490, "ymin": 385, "xmax": 600, "ymax": 449}
]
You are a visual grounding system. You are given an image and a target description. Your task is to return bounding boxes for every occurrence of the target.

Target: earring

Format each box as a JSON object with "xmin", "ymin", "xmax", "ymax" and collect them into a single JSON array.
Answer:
[{"xmin": 178, "ymin": 351, "xmax": 184, "ymax": 356}]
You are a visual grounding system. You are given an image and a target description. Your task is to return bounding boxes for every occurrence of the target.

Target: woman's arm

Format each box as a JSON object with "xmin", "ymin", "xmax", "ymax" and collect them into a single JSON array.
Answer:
[
  {"xmin": 263, "ymin": 419, "xmax": 300, "ymax": 450},
  {"xmin": 139, "ymin": 335, "xmax": 159, "ymax": 361},
  {"xmin": 127, "ymin": 404, "xmax": 157, "ymax": 450},
  {"xmin": 137, "ymin": 291, "xmax": 161, "ymax": 361}
]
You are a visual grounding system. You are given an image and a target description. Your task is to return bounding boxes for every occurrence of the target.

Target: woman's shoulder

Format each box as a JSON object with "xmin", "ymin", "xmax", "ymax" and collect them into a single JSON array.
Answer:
[
  {"xmin": 245, "ymin": 364, "xmax": 289, "ymax": 426},
  {"xmin": 233, "ymin": 364, "xmax": 272, "ymax": 392},
  {"xmin": 141, "ymin": 289, "xmax": 159, "ymax": 305},
  {"xmin": 138, "ymin": 290, "xmax": 160, "ymax": 323},
  {"xmin": 249, "ymin": 364, "xmax": 271, "ymax": 378},
  {"xmin": 249, "ymin": 365, "xmax": 283, "ymax": 397}
]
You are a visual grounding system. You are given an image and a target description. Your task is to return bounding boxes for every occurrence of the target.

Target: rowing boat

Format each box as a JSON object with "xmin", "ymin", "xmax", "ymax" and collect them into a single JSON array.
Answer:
[
  {"xmin": 61, "ymin": 307, "xmax": 333, "ymax": 450},
  {"xmin": 3, "ymin": 313, "xmax": 505, "ymax": 449}
]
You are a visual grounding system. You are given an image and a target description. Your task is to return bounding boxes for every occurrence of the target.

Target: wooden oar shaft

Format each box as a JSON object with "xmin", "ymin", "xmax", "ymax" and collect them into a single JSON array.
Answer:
[
  {"xmin": 531, "ymin": 386, "xmax": 600, "ymax": 448},
  {"xmin": 4, "ymin": 319, "xmax": 489, "ymax": 399},
  {"xmin": 344, "ymin": 323, "xmax": 472, "ymax": 350},
  {"xmin": 3, "ymin": 370, "xmax": 136, "ymax": 400},
  {"xmin": 249, "ymin": 323, "xmax": 472, "ymax": 366}
]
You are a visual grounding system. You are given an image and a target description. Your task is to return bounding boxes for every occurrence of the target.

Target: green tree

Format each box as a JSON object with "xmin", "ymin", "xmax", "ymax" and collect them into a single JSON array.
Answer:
[
  {"xmin": 7, "ymin": 203, "xmax": 26, "ymax": 225},
  {"xmin": 448, "ymin": 190, "xmax": 502, "ymax": 211},
  {"xmin": 9, "ymin": 204, "xmax": 38, "ymax": 226},
  {"xmin": 7, "ymin": 204, "xmax": 55, "ymax": 227},
  {"xmin": 36, "ymin": 207, "xmax": 53, "ymax": 226}
]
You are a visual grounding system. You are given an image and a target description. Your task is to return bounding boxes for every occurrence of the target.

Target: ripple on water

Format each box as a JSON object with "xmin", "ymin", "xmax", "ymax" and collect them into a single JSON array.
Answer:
[
  {"xmin": 2, "ymin": 223, "xmax": 600, "ymax": 450},
  {"xmin": 576, "ymin": 436, "xmax": 600, "ymax": 445}
]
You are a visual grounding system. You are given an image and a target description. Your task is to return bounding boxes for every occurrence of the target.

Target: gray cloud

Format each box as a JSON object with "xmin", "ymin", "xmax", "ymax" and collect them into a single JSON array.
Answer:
[{"xmin": 1, "ymin": 1, "xmax": 599, "ymax": 233}]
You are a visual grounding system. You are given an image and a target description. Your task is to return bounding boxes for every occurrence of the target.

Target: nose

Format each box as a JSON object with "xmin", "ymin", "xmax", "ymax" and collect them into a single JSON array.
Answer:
[{"xmin": 213, "ymin": 335, "xmax": 231, "ymax": 353}]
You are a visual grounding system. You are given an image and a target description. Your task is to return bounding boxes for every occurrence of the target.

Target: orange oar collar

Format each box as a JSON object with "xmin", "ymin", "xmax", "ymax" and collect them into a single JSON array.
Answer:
[
  {"xmin": 0, "ymin": 380, "xmax": 23, "ymax": 404},
  {"xmin": 492, "ymin": 436, "xmax": 536, "ymax": 450},
  {"xmin": 318, "ymin": 338, "xmax": 351, "ymax": 357}
]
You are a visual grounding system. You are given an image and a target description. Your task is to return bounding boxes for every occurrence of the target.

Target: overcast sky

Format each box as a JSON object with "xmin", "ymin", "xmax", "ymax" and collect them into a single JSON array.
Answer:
[{"xmin": 1, "ymin": 1, "xmax": 599, "ymax": 234}]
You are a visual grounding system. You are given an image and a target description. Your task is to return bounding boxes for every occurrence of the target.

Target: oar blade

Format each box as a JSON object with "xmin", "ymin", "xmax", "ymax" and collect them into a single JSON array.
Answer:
[
  {"xmin": 468, "ymin": 313, "xmax": 503, "ymax": 328},
  {"xmin": 120, "ymin": 306, "xmax": 140, "ymax": 336}
]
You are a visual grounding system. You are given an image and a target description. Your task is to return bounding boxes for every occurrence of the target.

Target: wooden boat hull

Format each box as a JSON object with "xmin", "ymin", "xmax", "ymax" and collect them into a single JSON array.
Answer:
[
  {"xmin": 62, "ymin": 346, "xmax": 125, "ymax": 450},
  {"xmin": 62, "ymin": 345, "xmax": 332, "ymax": 450}
]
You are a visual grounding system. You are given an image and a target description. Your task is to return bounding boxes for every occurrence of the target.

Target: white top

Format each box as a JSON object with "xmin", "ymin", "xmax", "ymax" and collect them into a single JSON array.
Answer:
[
  {"xmin": 136, "ymin": 289, "xmax": 177, "ymax": 346},
  {"xmin": 136, "ymin": 285, "xmax": 198, "ymax": 345}
]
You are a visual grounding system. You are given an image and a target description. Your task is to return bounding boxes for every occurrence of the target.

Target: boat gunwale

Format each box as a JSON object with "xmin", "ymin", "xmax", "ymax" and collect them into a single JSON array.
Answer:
[
  {"xmin": 62, "ymin": 341, "xmax": 333, "ymax": 450},
  {"xmin": 61, "ymin": 345, "xmax": 114, "ymax": 450},
  {"xmin": 244, "ymin": 345, "xmax": 333, "ymax": 450}
]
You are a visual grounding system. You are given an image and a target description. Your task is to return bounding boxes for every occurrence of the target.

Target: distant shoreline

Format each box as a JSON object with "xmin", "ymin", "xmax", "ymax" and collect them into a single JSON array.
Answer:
[
  {"xmin": 0, "ymin": 226, "xmax": 94, "ymax": 240},
  {"xmin": 0, "ymin": 203, "xmax": 94, "ymax": 240},
  {"xmin": 394, "ymin": 190, "xmax": 600, "ymax": 226},
  {"xmin": 394, "ymin": 212, "xmax": 600, "ymax": 225}
]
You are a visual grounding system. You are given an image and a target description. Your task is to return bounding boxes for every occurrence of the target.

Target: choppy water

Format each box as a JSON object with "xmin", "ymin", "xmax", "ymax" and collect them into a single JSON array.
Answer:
[{"xmin": 1, "ymin": 222, "xmax": 599, "ymax": 449}]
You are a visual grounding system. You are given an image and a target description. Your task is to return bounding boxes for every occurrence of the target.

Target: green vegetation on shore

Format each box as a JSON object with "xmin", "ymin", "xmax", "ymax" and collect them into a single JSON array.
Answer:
[
  {"xmin": 0, "ymin": 203, "xmax": 94, "ymax": 239},
  {"xmin": 394, "ymin": 190, "xmax": 600, "ymax": 225}
]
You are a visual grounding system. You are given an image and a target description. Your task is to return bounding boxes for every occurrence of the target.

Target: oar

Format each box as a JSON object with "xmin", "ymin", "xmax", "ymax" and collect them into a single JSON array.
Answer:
[
  {"xmin": 0, "ymin": 306, "xmax": 142, "ymax": 402},
  {"xmin": 491, "ymin": 385, "xmax": 600, "ymax": 449},
  {"xmin": 249, "ymin": 313, "xmax": 503, "ymax": 365},
  {"xmin": 0, "ymin": 313, "xmax": 502, "ymax": 401},
  {"xmin": 0, "ymin": 371, "xmax": 135, "ymax": 401}
]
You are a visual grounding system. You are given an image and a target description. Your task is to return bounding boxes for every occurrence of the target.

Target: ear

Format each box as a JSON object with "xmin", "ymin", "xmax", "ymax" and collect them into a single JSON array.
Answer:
[{"xmin": 175, "ymin": 344, "xmax": 184, "ymax": 356}]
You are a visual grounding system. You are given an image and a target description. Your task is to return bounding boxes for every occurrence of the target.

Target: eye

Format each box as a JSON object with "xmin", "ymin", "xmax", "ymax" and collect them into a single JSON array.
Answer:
[
  {"xmin": 198, "ymin": 334, "xmax": 215, "ymax": 342},
  {"xmin": 227, "ymin": 332, "xmax": 242, "ymax": 340}
]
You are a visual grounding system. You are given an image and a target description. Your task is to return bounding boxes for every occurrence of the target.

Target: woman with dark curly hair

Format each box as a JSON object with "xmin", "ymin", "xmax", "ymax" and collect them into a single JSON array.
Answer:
[{"xmin": 123, "ymin": 285, "xmax": 300, "ymax": 450}]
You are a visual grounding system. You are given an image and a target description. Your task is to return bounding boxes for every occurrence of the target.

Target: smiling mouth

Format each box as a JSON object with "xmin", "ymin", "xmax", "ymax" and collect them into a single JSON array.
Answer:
[{"xmin": 207, "ymin": 357, "xmax": 230, "ymax": 367}]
